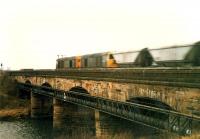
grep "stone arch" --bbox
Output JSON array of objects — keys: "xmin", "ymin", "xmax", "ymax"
[
  {"xmin": 69, "ymin": 86, "xmax": 89, "ymax": 94},
  {"xmin": 18, "ymin": 80, "xmax": 31, "ymax": 99},
  {"xmin": 25, "ymin": 80, "xmax": 31, "ymax": 84},
  {"xmin": 127, "ymin": 97, "xmax": 174, "ymax": 120},
  {"xmin": 127, "ymin": 97, "xmax": 173, "ymax": 110},
  {"xmin": 42, "ymin": 82, "xmax": 52, "ymax": 88},
  {"xmin": 30, "ymin": 81, "xmax": 53, "ymax": 118},
  {"xmin": 68, "ymin": 86, "xmax": 93, "ymax": 116}
]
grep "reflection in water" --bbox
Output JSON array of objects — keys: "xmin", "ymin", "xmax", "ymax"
[
  {"xmin": 0, "ymin": 102, "xmax": 199, "ymax": 139},
  {"xmin": 53, "ymin": 102, "xmax": 96, "ymax": 138},
  {"xmin": 0, "ymin": 119, "xmax": 53, "ymax": 139}
]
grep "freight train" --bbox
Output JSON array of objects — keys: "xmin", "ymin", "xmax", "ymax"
[{"xmin": 56, "ymin": 41, "xmax": 200, "ymax": 69}]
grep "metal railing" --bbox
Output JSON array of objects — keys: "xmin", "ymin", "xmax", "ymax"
[{"xmin": 17, "ymin": 82, "xmax": 199, "ymax": 135}]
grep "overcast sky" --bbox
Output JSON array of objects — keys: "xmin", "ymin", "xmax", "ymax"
[{"xmin": 0, "ymin": 0, "xmax": 200, "ymax": 70}]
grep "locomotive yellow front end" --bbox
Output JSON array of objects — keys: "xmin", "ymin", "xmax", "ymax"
[
  {"xmin": 106, "ymin": 54, "xmax": 118, "ymax": 68},
  {"xmin": 75, "ymin": 56, "xmax": 81, "ymax": 68}
]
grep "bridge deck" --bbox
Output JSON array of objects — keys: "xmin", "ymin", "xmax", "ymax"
[{"xmin": 8, "ymin": 68, "xmax": 200, "ymax": 88}]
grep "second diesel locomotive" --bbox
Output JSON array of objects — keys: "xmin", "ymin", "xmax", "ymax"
[
  {"xmin": 56, "ymin": 41, "xmax": 200, "ymax": 69},
  {"xmin": 56, "ymin": 52, "xmax": 118, "ymax": 69}
]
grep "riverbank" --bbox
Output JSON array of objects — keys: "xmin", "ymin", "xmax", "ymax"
[
  {"xmin": 0, "ymin": 93, "xmax": 30, "ymax": 120},
  {"xmin": 0, "ymin": 74, "xmax": 30, "ymax": 120},
  {"xmin": 0, "ymin": 107, "xmax": 29, "ymax": 120}
]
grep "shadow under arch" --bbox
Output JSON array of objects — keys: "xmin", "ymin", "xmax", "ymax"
[
  {"xmin": 127, "ymin": 97, "xmax": 174, "ymax": 120},
  {"xmin": 68, "ymin": 86, "xmax": 92, "ymax": 114},
  {"xmin": 13, "ymin": 79, "xmax": 18, "ymax": 83},
  {"xmin": 18, "ymin": 80, "xmax": 32, "ymax": 99},
  {"xmin": 127, "ymin": 97, "xmax": 173, "ymax": 110},
  {"xmin": 69, "ymin": 86, "xmax": 89, "ymax": 94},
  {"xmin": 38, "ymin": 82, "xmax": 53, "ymax": 118},
  {"xmin": 25, "ymin": 80, "xmax": 31, "ymax": 84},
  {"xmin": 42, "ymin": 82, "xmax": 52, "ymax": 88}
]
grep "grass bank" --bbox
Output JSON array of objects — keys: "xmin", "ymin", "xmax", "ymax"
[{"xmin": 0, "ymin": 74, "xmax": 30, "ymax": 120}]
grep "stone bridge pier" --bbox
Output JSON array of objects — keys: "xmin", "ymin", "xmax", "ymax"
[
  {"xmin": 31, "ymin": 92, "xmax": 53, "ymax": 118},
  {"xmin": 53, "ymin": 98, "xmax": 67, "ymax": 128},
  {"xmin": 30, "ymin": 82, "xmax": 53, "ymax": 118}
]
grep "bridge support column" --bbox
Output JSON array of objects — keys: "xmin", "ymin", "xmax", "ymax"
[
  {"xmin": 95, "ymin": 110, "xmax": 111, "ymax": 138},
  {"xmin": 53, "ymin": 98, "xmax": 65, "ymax": 129},
  {"xmin": 95, "ymin": 110, "xmax": 102, "ymax": 137},
  {"xmin": 31, "ymin": 92, "xmax": 53, "ymax": 118}
]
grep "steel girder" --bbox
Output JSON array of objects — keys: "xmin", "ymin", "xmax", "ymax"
[{"xmin": 17, "ymin": 82, "xmax": 197, "ymax": 135}]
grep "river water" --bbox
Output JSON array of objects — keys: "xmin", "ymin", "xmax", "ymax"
[
  {"xmin": 0, "ymin": 101, "xmax": 188, "ymax": 139},
  {"xmin": 0, "ymin": 90, "xmax": 199, "ymax": 139}
]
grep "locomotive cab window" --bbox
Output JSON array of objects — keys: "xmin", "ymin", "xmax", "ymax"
[
  {"xmin": 109, "ymin": 54, "xmax": 114, "ymax": 59},
  {"xmin": 69, "ymin": 60, "xmax": 73, "ymax": 68},
  {"xmin": 84, "ymin": 59, "xmax": 88, "ymax": 67}
]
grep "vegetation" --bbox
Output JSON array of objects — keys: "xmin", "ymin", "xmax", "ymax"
[
  {"xmin": 0, "ymin": 72, "xmax": 19, "ymax": 94},
  {"xmin": 0, "ymin": 73, "xmax": 29, "ymax": 119}
]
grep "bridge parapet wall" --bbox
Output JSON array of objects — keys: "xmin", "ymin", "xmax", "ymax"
[{"xmin": 8, "ymin": 68, "xmax": 200, "ymax": 85}]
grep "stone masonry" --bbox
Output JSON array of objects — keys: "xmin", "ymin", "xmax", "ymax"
[{"xmin": 14, "ymin": 75, "xmax": 200, "ymax": 117}]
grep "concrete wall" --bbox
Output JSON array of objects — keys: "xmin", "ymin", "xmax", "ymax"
[{"xmin": 14, "ymin": 75, "xmax": 200, "ymax": 117}]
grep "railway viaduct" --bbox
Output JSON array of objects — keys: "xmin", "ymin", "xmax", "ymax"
[{"xmin": 8, "ymin": 68, "xmax": 200, "ymax": 119}]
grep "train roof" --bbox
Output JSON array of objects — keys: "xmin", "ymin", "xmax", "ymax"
[
  {"xmin": 57, "ymin": 51, "xmax": 112, "ymax": 61},
  {"xmin": 57, "ymin": 41, "xmax": 200, "ymax": 62},
  {"xmin": 57, "ymin": 56, "xmax": 76, "ymax": 61},
  {"xmin": 112, "ymin": 49, "xmax": 141, "ymax": 55},
  {"xmin": 149, "ymin": 44, "xmax": 193, "ymax": 51},
  {"xmin": 81, "ymin": 52, "xmax": 111, "ymax": 57}
]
